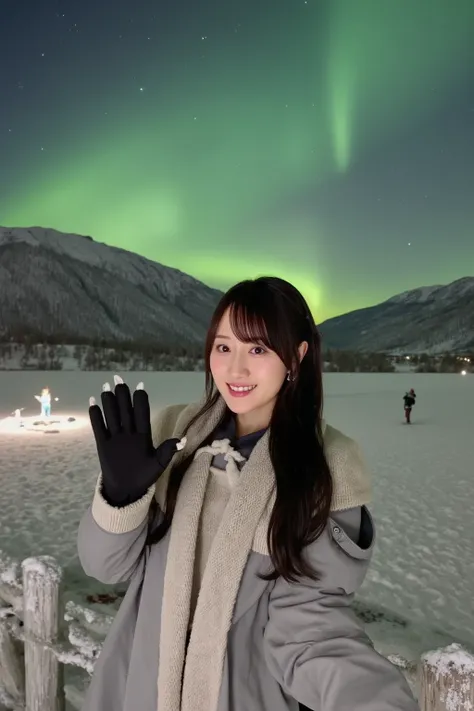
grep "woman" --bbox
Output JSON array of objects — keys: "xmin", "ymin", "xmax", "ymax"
[{"xmin": 78, "ymin": 276, "xmax": 418, "ymax": 711}]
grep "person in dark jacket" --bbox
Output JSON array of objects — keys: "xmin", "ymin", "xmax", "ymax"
[{"xmin": 403, "ymin": 388, "xmax": 416, "ymax": 423}]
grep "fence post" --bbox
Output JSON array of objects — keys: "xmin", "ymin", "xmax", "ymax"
[
  {"xmin": 22, "ymin": 556, "xmax": 65, "ymax": 711},
  {"xmin": 419, "ymin": 643, "xmax": 474, "ymax": 711}
]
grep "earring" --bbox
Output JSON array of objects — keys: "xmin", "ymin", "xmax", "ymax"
[{"xmin": 286, "ymin": 371, "xmax": 296, "ymax": 382}]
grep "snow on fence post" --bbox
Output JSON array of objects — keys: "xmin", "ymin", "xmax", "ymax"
[
  {"xmin": 419, "ymin": 643, "xmax": 474, "ymax": 711},
  {"xmin": 22, "ymin": 556, "xmax": 65, "ymax": 711}
]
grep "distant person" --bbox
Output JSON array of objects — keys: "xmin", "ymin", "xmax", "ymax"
[
  {"xmin": 35, "ymin": 387, "xmax": 51, "ymax": 417},
  {"xmin": 403, "ymin": 388, "xmax": 416, "ymax": 424},
  {"xmin": 78, "ymin": 276, "xmax": 418, "ymax": 711}
]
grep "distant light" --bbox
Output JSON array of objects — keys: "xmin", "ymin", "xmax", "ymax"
[
  {"xmin": 461, "ymin": 370, "xmax": 467, "ymax": 376},
  {"xmin": 406, "ymin": 356, "xmax": 410, "ymax": 360}
]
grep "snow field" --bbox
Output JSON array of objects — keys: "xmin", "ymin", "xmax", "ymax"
[{"xmin": 0, "ymin": 370, "xmax": 472, "ymax": 664}]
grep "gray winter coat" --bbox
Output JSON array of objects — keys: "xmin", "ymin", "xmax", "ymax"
[{"xmin": 77, "ymin": 399, "xmax": 419, "ymax": 711}]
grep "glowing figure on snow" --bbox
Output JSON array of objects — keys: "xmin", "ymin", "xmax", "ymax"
[{"xmin": 35, "ymin": 387, "xmax": 52, "ymax": 418}]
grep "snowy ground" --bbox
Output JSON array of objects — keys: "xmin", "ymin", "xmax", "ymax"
[{"xmin": 0, "ymin": 370, "xmax": 473, "ymax": 665}]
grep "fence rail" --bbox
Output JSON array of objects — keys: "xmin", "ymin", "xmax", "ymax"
[{"xmin": 0, "ymin": 549, "xmax": 473, "ymax": 711}]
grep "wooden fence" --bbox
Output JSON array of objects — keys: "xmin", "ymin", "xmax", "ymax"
[{"xmin": 0, "ymin": 549, "xmax": 473, "ymax": 711}]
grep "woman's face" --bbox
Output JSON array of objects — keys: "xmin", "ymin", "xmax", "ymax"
[{"xmin": 209, "ymin": 308, "xmax": 288, "ymax": 432}]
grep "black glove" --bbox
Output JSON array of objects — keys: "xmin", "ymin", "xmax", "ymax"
[{"xmin": 89, "ymin": 377, "xmax": 183, "ymax": 507}]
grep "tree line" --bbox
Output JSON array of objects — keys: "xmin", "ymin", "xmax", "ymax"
[
  {"xmin": 0, "ymin": 333, "xmax": 471, "ymax": 373},
  {"xmin": 0, "ymin": 343, "xmax": 203, "ymax": 371}
]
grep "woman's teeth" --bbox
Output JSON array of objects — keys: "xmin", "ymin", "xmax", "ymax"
[{"xmin": 228, "ymin": 385, "xmax": 256, "ymax": 392}]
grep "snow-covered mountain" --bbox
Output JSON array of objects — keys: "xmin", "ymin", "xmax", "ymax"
[
  {"xmin": 320, "ymin": 277, "xmax": 474, "ymax": 354},
  {"xmin": 0, "ymin": 227, "xmax": 222, "ymax": 350}
]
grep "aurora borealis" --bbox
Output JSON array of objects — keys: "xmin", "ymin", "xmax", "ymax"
[{"xmin": 1, "ymin": 0, "xmax": 473, "ymax": 321}]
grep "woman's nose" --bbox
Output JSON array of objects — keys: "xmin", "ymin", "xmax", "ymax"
[{"xmin": 228, "ymin": 353, "xmax": 250, "ymax": 377}]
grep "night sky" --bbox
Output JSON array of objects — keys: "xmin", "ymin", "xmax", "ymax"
[{"xmin": 1, "ymin": 0, "xmax": 473, "ymax": 321}]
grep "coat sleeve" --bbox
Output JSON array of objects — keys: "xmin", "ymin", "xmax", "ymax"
[
  {"xmin": 77, "ymin": 402, "xmax": 188, "ymax": 585},
  {"xmin": 77, "ymin": 505, "xmax": 152, "ymax": 584},
  {"xmin": 263, "ymin": 507, "xmax": 419, "ymax": 711}
]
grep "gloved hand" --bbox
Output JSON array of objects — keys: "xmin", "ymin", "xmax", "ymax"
[{"xmin": 89, "ymin": 375, "xmax": 185, "ymax": 507}]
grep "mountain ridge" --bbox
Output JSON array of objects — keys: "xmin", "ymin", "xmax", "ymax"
[
  {"xmin": 2, "ymin": 226, "xmax": 472, "ymax": 356},
  {"xmin": 0, "ymin": 226, "xmax": 222, "ymax": 351},
  {"xmin": 319, "ymin": 276, "xmax": 474, "ymax": 354}
]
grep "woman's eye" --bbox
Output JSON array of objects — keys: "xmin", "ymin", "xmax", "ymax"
[
  {"xmin": 216, "ymin": 344, "xmax": 229, "ymax": 353},
  {"xmin": 251, "ymin": 346, "xmax": 266, "ymax": 355}
]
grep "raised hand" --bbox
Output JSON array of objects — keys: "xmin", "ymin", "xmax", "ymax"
[{"xmin": 89, "ymin": 375, "xmax": 185, "ymax": 506}]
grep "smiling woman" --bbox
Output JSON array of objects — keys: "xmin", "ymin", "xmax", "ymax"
[{"xmin": 77, "ymin": 276, "xmax": 418, "ymax": 711}]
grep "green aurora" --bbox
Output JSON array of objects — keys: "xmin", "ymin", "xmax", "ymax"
[{"xmin": 2, "ymin": 0, "xmax": 474, "ymax": 320}]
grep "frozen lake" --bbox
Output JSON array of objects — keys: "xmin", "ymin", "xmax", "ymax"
[{"xmin": 0, "ymin": 371, "xmax": 472, "ymax": 661}]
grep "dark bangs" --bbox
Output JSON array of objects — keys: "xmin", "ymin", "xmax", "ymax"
[
  {"xmin": 228, "ymin": 302, "xmax": 272, "ymax": 349},
  {"xmin": 205, "ymin": 280, "xmax": 299, "ymax": 372}
]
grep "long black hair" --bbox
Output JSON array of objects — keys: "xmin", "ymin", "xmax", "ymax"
[{"xmin": 148, "ymin": 276, "xmax": 333, "ymax": 583}]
